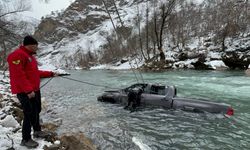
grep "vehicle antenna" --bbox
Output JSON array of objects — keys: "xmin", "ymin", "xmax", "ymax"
[
  {"xmin": 134, "ymin": 56, "xmax": 145, "ymax": 84},
  {"xmin": 129, "ymin": 60, "xmax": 139, "ymax": 83}
]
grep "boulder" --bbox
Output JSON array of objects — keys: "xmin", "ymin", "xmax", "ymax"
[
  {"xmin": 222, "ymin": 51, "xmax": 249, "ymax": 69},
  {"xmin": 59, "ymin": 133, "xmax": 96, "ymax": 150},
  {"xmin": 191, "ymin": 54, "xmax": 212, "ymax": 70},
  {"xmin": 178, "ymin": 52, "xmax": 188, "ymax": 61},
  {"xmin": 45, "ymin": 133, "xmax": 96, "ymax": 150},
  {"xmin": 10, "ymin": 107, "xmax": 23, "ymax": 124},
  {"xmin": 0, "ymin": 115, "xmax": 19, "ymax": 128}
]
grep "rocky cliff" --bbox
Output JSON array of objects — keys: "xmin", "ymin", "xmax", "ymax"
[{"xmin": 33, "ymin": 0, "xmax": 250, "ymax": 70}]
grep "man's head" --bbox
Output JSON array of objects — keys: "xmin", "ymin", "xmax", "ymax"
[{"xmin": 23, "ymin": 35, "xmax": 38, "ymax": 53}]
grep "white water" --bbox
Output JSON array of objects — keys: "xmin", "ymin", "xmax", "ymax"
[{"xmin": 132, "ymin": 137, "xmax": 152, "ymax": 150}]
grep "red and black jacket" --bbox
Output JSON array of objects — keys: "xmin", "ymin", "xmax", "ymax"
[{"xmin": 7, "ymin": 46, "xmax": 54, "ymax": 94}]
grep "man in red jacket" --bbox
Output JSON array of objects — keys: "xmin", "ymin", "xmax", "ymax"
[{"xmin": 7, "ymin": 35, "xmax": 56, "ymax": 148}]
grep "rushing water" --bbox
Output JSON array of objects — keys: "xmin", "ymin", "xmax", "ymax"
[{"xmin": 42, "ymin": 70, "xmax": 250, "ymax": 150}]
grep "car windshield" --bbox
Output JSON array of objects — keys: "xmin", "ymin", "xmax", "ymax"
[
  {"xmin": 124, "ymin": 83, "xmax": 147, "ymax": 92},
  {"xmin": 123, "ymin": 84, "xmax": 166, "ymax": 95}
]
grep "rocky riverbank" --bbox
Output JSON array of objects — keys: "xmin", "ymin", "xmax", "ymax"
[{"xmin": 0, "ymin": 71, "xmax": 96, "ymax": 150}]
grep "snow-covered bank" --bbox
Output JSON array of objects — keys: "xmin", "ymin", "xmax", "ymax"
[
  {"xmin": 0, "ymin": 71, "xmax": 53, "ymax": 149},
  {"xmin": 90, "ymin": 58, "xmax": 144, "ymax": 70},
  {"xmin": 90, "ymin": 54, "xmax": 228, "ymax": 71},
  {"xmin": 89, "ymin": 34, "xmax": 250, "ymax": 71},
  {"xmin": 0, "ymin": 65, "xmax": 96, "ymax": 149}
]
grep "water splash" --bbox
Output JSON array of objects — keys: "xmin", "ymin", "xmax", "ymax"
[{"xmin": 132, "ymin": 137, "xmax": 152, "ymax": 150}]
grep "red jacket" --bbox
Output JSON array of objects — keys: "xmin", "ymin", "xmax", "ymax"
[{"xmin": 7, "ymin": 46, "xmax": 54, "ymax": 94}]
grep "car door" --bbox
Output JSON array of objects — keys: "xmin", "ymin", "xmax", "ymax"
[{"xmin": 140, "ymin": 85, "xmax": 172, "ymax": 108}]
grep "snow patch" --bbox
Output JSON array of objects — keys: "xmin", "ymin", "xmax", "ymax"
[
  {"xmin": 205, "ymin": 60, "xmax": 227, "ymax": 70},
  {"xmin": 0, "ymin": 115, "xmax": 20, "ymax": 128},
  {"xmin": 90, "ymin": 58, "xmax": 144, "ymax": 70}
]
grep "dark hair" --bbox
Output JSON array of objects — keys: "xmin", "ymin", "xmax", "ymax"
[{"xmin": 23, "ymin": 35, "xmax": 38, "ymax": 46}]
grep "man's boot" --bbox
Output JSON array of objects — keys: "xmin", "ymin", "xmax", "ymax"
[{"xmin": 21, "ymin": 139, "xmax": 39, "ymax": 148}]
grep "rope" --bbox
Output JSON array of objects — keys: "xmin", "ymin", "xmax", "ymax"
[
  {"xmin": 39, "ymin": 75, "xmax": 162, "ymax": 95},
  {"xmin": 40, "ymin": 77, "xmax": 54, "ymax": 89},
  {"xmin": 59, "ymin": 76, "xmax": 120, "ymax": 90},
  {"xmin": 39, "ymin": 75, "xmax": 122, "ymax": 90},
  {"xmin": 129, "ymin": 61, "xmax": 139, "ymax": 83},
  {"xmin": 134, "ymin": 57, "xmax": 145, "ymax": 83}
]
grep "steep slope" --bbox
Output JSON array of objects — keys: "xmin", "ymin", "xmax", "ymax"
[
  {"xmin": 35, "ymin": 0, "xmax": 152, "ymax": 68},
  {"xmin": 34, "ymin": 0, "xmax": 250, "ymax": 70}
]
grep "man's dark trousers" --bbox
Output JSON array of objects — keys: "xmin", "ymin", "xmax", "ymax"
[{"xmin": 17, "ymin": 91, "xmax": 41, "ymax": 140}]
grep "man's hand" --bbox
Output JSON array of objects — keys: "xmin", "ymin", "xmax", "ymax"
[
  {"xmin": 53, "ymin": 72, "xmax": 59, "ymax": 77},
  {"xmin": 27, "ymin": 91, "xmax": 35, "ymax": 99}
]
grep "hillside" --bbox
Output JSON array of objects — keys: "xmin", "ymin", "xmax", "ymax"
[{"xmin": 2, "ymin": 0, "xmax": 250, "ymax": 70}]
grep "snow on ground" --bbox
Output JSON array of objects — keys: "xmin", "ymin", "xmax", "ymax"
[
  {"xmin": 89, "ymin": 51, "xmax": 229, "ymax": 71},
  {"xmin": 90, "ymin": 58, "xmax": 144, "ymax": 70},
  {"xmin": 208, "ymin": 51, "xmax": 222, "ymax": 60},
  {"xmin": 21, "ymin": 0, "xmax": 75, "ymax": 20},
  {"xmin": 173, "ymin": 59, "xmax": 197, "ymax": 69},
  {"xmin": 187, "ymin": 38, "xmax": 200, "ymax": 50},
  {"xmin": 0, "ymin": 64, "xmax": 65, "ymax": 149},
  {"xmin": 38, "ymin": 0, "xmax": 173, "ymax": 68},
  {"xmin": 90, "ymin": 63, "xmax": 132, "ymax": 70},
  {"xmin": 0, "ymin": 124, "xmax": 52, "ymax": 150},
  {"xmin": 205, "ymin": 60, "xmax": 227, "ymax": 70},
  {"xmin": 0, "ymin": 74, "xmax": 53, "ymax": 149}
]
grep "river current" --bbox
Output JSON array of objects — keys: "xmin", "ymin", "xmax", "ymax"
[{"xmin": 42, "ymin": 70, "xmax": 250, "ymax": 150}]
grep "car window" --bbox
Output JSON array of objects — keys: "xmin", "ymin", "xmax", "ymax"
[{"xmin": 150, "ymin": 85, "xmax": 166, "ymax": 95}]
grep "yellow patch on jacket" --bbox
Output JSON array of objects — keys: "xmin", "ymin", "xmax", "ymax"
[{"xmin": 12, "ymin": 60, "xmax": 21, "ymax": 65}]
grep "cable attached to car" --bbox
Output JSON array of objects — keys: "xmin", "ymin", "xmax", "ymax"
[{"xmin": 59, "ymin": 76, "xmax": 121, "ymax": 90}]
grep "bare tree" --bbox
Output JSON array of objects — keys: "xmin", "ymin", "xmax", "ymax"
[
  {"xmin": 154, "ymin": 0, "xmax": 176, "ymax": 61},
  {"xmin": 211, "ymin": 0, "xmax": 246, "ymax": 51},
  {"xmin": 136, "ymin": 3, "xmax": 147, "ymax": 61},
  {"xmin": 146, "ymin": 0, "xmax": 150, "ymax": 60},
  {"xmin": 102, "ymin": 0, "xmax": 117, "ymax": 33},
  {"xmin": 111, "ymin": 0, "xmax": 124, "ymax": 27},
  {"xmin": 168, "ymin": 2, "xmax": 197, "ymax": 50},
  {"xmin": 0, "ymin": 0, "xmax": 30, "ymax": 69}
]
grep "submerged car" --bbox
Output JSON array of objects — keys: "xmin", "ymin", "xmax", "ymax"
[{"xmin": 97, "ymin": 83, "xmax": 234, "ymax": 116}]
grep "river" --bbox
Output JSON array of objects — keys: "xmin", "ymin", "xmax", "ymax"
[{"xmin": 41, "ymin": 70, "xmax": 250, "ymax": 150}]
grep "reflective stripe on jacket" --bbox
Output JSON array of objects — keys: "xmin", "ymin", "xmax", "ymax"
[{"xmin": 7, "ymin": 46, "xmax": 53, "ymax": 94}]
